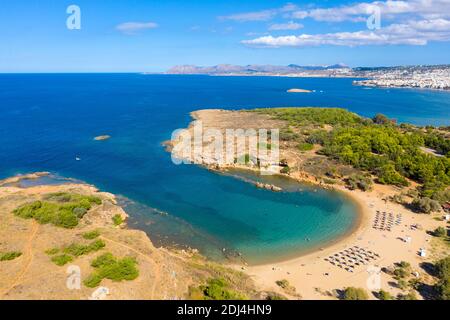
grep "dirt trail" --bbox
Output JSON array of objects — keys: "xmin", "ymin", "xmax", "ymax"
[
  {"xmin": 0, "ymin": 221, "xmax": 40, "ymax": 298},
  {"xmin": 100, "ymin": 235, "xmax": 162, "ymax": 299}
]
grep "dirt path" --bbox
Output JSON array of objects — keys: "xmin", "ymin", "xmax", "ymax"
[
  {"xmin": 100, "ymin": 235, "xmax": 162, "ymax": 299},
  {"xmin": 0, "ymin": 221, "xmax": 40, "ymax": 298}
]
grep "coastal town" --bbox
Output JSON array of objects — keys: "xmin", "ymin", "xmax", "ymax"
[
  {"xmin": 353, "ymin": 65, "xmax": 450, "ymax": 90},
  {"xmin": 165, "ymin": 64, "xmax": 450, "ymax": 91}
]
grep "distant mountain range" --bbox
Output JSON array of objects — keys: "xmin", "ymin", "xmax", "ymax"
[{"xmin": 166, "ymin": 63, "xmax": 350, "ymax": 75}]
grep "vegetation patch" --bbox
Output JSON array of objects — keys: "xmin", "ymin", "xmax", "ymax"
[
  {"xmin": 297, "ymin": 143, "xmax": 314, "ymax": 152},
  {"xmin": 433, "ymin": 226, "xmax": 447, "ymax": 238},
  {"xmin": 189, "ymin": 278, "xmax": 247, "ymax": 300},
  {"xmin": 63, "ymin": 239, "xmax": 106, "ymax": 257},
  {"xmin": 0, "ymin": 251, "xmax": 22, "ymax": 261},
  {"xmin": 51, "ymin": 254, "xmax": 73, "ymax": 266},
  {"xmin": 433, "ymin": 256, "xmax": 450, "ymax": 300},
  {"xmin": 342, "ymin": 287, "xmax": 369, "ymax": 300},
  {"xmin": 275, "ymin": 279, "xmax": 298, "ymax": 296},
  {"xmin": 47, "ymin": 239, "xmax": 105, "ymax": 266},
  {"xmin": 346, "ymin": 174, "xmax": 373, "ymax": 191},
  {"xmin": 112, "ymin": 214, "xmax": 124, "ymax": 226},
  {"xmin": 377, "ymin": 290, "xmax": 394, "ymax": 300},
  {"xmin": 82, "ymin": 230, "xmax": 101, "ymax": 240},
  {"xmin": 45, "ymin": 248, "xmax": 60, "ymax": 255},
  {"xmin": 256, "ymin": 108, "xmax": 450, "ymax": 210},
  {"xmin": 13, "ymin": 193, "xmax": 102, "ymax": 228},
  {"xmin": 254, "ymin": 108, "xmax": 362, "ymax": 126},
  {"xmin": 84, "ymin": 252, "xmax": 139, "ymax": 288}
]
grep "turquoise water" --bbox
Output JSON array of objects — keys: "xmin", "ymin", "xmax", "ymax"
[{"xmin": 0, "ymin": 74, "xmax": 448, "ymax": 264}]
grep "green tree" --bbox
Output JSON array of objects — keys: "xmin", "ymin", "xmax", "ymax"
[
  {"xmin": 378, "ymin": 290, "xmax": 393, "ymax": 300},
  {"xmin": 372, "ymin": 113, "xmax": 390, "ymax": 125},
  {"xmin": 412, "ymin": 197, "xmax": 441, "ymax": 213},
  {"xmin": 434, "ymin": 227, "xmax": 447, "ymax": 238},
  {"xmin": 342, "ymin": 287, "xmax": 369, "ymax": 300}
]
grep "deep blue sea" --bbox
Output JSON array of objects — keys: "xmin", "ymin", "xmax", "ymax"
[{"xmin": 1, "ymin": 74, "xmax": 449, "ymax": 264}]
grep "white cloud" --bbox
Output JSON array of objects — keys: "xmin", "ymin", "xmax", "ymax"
[
  {"xmin": 219, "ymin": 3, "xmax": 298, "ymax": 22},
  {"xmin": 291, "ymin": 0, "xmax": 450, "ymax": 22},
  {"xmin": 116, "ymin": 22, "xmax": 158, "ymax": 34},
  {"xmin": 242, "ymin": 18, "xmax": 450, "ymax": 47},
  {"xmin": 219, "ymin": 9, "xmax": 278, "ymax": 22},
  {"xmin": 269, "ymin": 21, "xmax": 303, "ymax": 31}
]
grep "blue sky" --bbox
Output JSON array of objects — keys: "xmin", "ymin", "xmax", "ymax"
[{"xmin": 0, "ymin": 0, "xmax": 449, "ymax": 72}]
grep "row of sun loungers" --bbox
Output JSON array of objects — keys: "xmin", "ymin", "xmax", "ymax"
[
  {"xmin": 372, "ymin": 211, "xmax": 402, "ymax": 231},
  {"xmin": 324, "ymin": 246, "xmax": 380, "ymax": 273}
]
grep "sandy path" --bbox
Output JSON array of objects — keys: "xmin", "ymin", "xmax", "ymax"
[
  {"xmin": 100, "ymin": 235, "xmax": 162, "ymax": 299},
  {"xmin": 0, "ymin": 221, "xmax": 40, "ymax": 298}
]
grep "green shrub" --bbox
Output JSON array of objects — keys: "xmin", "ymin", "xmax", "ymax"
[
  {"xmin": 279, "ymin": 128, "xmax": 299, "ymax": 141},
  {"xmin": 346, "ymin": 174, "xmax": 373, "ymax": 191},
  {"xmin": 433, "ymin": 256, "xmax": 450, "ymax": 300},
  {"xmin": 323, "ymin": 178, "xmax": 337, "ymax": 185},
  {"xmin": 51, "ymin": 254, "xmax": 73, "ymax": 266},
  {"xmin": 393, "ymin": 268, "xmax": 408, "ymax": 279},
  {"xmin": 397, "ymin": 292, "xmax": 417, "ymax": 300},
  {"xmin": 13, "ymin": 193, "xmax": 102, "ymax": 229},
  {"xmin": 84, "ymin": 274, "xmax": 103, "ymax": 288},
  {"xmin": 397, "ymin": 279, "xmax": 408, "ymax": 290},
  {"xmin": 112, "ymin": 214, "xmax": 124, "ymax": 226},
  {"xmin": 280, "ymin": 166, "xmax": 291, "ymax": 174},
  {"xmin": 434, "ymin": 257, "xmax": 450, "ymax": 279},
  {"xmin": 199, "ymin": 278, "xmax": 247, "ymax": 300},
  {"xmin": 342, "ymin": 287, "xmax": 368, "ymax": 300},
  {"xmin": 82, "ymin": 230, "xmax": 100, "ymax": 240},
  {"xmin": 434, "ymin": 227, "xmax": 447, "ymax": 238},
  {"xmin": 398, "ymin": 261, "xmax": 411, "ymax": 269},
  {"xmin": 435, "ymin": 277, "xmax": 450, "ymax": 300},
  {"xmin": 372, "ymin": 113, "xmax": 392, "ymax": 125},
  {"xmin": 64, "ymin": 239, "xmax": 105, "ymax": 257},
  {"xmin": 73, "ymin": 207, "xmax": 88, "ymax": 218},
  {"xmin": 378, "ymin": 290, "xmax": 393, "ymax": 300},
  {"xmin": 297, "ymin": 143, "xmax": 314, "ymax": 152},
  {"xmin": 275, "ymin": 279, "xmax": 290, "ymax": 289},
  {"xmin": 0, "ymin": 251, "xmax": 22, "ymax": 261},
  {"xmin": 45, "ymin": 248, "xmax": 59, "ymax": 255},
  {"xmin": 84, "ymin": 253, "xmax": 139, "ymax": 288},
  {"xmin": 265, "ymin": 292, "xmax": 288, "ymax": 300},
  {"xmin": 412, "ymin": 197, "xmax": 442, "ymax": 214}
]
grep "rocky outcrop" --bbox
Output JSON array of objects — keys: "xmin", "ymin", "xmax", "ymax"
[{"xmin": 255, "ymin": 182, "xmax": 282, "ymax": 192}]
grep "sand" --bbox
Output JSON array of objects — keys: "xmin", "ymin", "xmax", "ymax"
[{"xmin": 241, "ymin": 183, "xmax": 443, "ymax": 299}]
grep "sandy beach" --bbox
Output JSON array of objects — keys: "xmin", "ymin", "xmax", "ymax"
[{"xmin": 242, "ymin": 182, "xmax": 442, "ymax": 299}]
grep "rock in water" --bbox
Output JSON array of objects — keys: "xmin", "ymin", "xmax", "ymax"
[{"xmin": 94, "ymin": 135, "xmax": 111, "ymax": 141}]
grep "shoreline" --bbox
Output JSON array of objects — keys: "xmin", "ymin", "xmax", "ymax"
[
  {"xmin": 211, "ymin": 166, "xmax": 368, "ymax": 267},
  {"xmin": 245, "ymin": 182, "xmax": 370, "ymax": 267}
]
